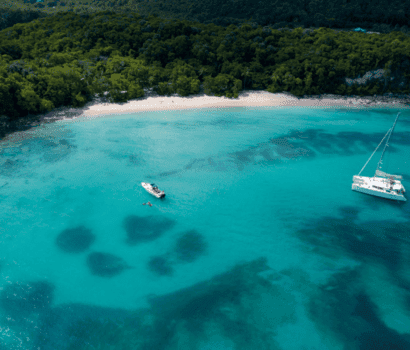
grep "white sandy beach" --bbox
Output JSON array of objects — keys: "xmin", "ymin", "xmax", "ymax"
[
  {"xmin": 79, "ymin": 90, "xmax": 409, "ymax": 119},
  {"xmin": 1, "ymin": 90, "xmax": 408, "ymax": 140}
]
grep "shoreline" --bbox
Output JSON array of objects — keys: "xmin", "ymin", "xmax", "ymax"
[
  {"xmin": 1, "ymin": 90, "xmax": 409, "ymax": 140},
  {"xmin": 80, "ymin": 90, "xmax": 409, "ymax": 119}
]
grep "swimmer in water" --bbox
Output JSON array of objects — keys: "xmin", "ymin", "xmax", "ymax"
[
  {"xmin": 142, "ymin": 203, "xmax": 146, "ymax": 205},
  {"xmin": 147, "ymin": 201, "xmax": 152, "ymax": 207}
]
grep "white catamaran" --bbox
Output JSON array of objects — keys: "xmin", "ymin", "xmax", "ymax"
[{"xmin": 352, "ymin": 112, "xmax": 406, "ymax": 202}]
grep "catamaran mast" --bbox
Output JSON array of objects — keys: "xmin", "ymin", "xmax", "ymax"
[
  {"xmin": 375, "ymin": 112, "xmax": 401, "ymax": 176},
  {"xmin": 357, "ymin": 128, "xmax": 390, "ymax": 176}
]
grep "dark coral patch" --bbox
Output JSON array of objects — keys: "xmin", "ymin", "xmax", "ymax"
[
  {"xmin": 1, "ymin": 281, "xmax": 54, "ymax": 318},
  {"xmin": 338, "ymin": 206, "xmax": 360, "ymax": 221},
  {"xmin": 296, "ymin": 208, "xmax": 410, "ymax": 272},
  {"xmin": 56, "ymin": 226, "xmax": 95, "ymax": 253},
  {"xmin": 146, "ymin": 258, "xmax": 272, "ymax": 343},
  {"xmin": 87, "ymin": 252, "xmax": 131, "ymax": 278},
  {"xmin": 41, "ymin": 139, "xmax": 58, "ymax": 148},
  {"xmin": 42, "ymin": 149, "xmax": 70, "ymax": 163},
  {"xmin": 3, "ymin": 159, "xmax": 15, "ymax": 168},
  {"xmin": 147, "ymin": 255, "xmax": 173, "ymax": 276},
  {"xmin": 59, "ymin": 139, "xmax": 70, "ymax": 146},
  {"xmin": 158, "ymin": 170, "xmax": 179, "ymax": 177},
  {"xmin": 0, "ymin": 158, "xmax": 19, "ymax": 176},
  {"xmin": 129, "ymin": 154, "xmax": 140, "ymax": 165},
  {"xmin": 123, "ymin": 215, "xmax": 175, "ymax": 245},
  {"xmin": 174, "ymin": 230, "xmax": 207, "ymax": 263},
  {"xmin": 309, "ymin": 269, "xmax": 410, "ymax": 350}
]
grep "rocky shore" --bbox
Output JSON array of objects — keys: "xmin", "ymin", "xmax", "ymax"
[{"xmin": 300, "ymin": 92, "xmax": 410, "ymax": 107}]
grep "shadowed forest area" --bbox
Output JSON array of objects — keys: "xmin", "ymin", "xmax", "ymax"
[{"xmin": 1, "ymin": 0, "xmax": 410, "ymax": 33}]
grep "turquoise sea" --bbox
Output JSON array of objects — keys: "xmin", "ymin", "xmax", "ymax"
[{"xmin": 1, "ymin": 104, "xmax": 410, "ymax": 350}]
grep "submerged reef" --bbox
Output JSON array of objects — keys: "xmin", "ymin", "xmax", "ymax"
[
  {"xmin": 143, "ymin": 257, "xmax": 286, "ymax": 348},
  {"xmin": 295, "ymin": 204, "xmax": 410, "ymax": 348},
  {"xmin": 36, "ymin": 258, "xmax": 301, "ymax": 350},
  {"xmin": 86, "ymin": 252, "xmax": 132, "ymax": 277},
  {"xmin": 0, "ymin": 158, "xmax": 20, "ymax": 176},
  {"xmin": 296, "ymin": 205, "xmax": 410, "ymax": 271},
  {"xmin": 129, "ymin": 154, "xmax": 142, "ymax": 166},
  {"xmin": 62, "ymin": 258, "xmax": 279, "ymax": 350},
  {"xmin": 147, "ymin": 255, "xmax": 173, "ymax": 276},
  {"xmin": 56, "ymin": 226, "xmax": 95, "ymax": 253},
  {"xmin": 58, "ymin": 139, "xmax": 70, "ymax": 146},
  {"xmin": 174, "ymin": 229, "xmax": 207, "ymax": 263},
  {"xmin": 309, "ymin": 269, "xmax": 410, "ymax": 350},
  {"xmin": 123, "ymin": 215, "xmax": 175, "ymax": 245},
  {"xmin": 149, "ymin": 126, "xmax": 410, "ymax": 179},
  {"xmin": 66, "ymin": 318, "xmax": 141, "ymax": 350},
  {"xmin": 1, "ymin": 280, "xmax": 54, "ymax": 319},
  {"xmin": 146, "ymin": 229, "xmax": 207, "ymax": 276},
  {"xmin": 3, "ymin": 159, "xmax": 15, "ymax": 168},
  {"xmin": 338, "ymin": 206, "xmax": 360, "ymax": 221}
]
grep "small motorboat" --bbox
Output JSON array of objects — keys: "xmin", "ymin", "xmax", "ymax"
[{"xmin": 141, "ymin": 182, "xmax": 165, "ymax": 198}]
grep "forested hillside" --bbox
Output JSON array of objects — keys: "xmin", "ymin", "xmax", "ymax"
[
  {"xmin": 1, "ymin": 10, "xmax": 409, "ymax": 124},
  {"xmin": 1, "ymin": 0, "xmax": 410, "ymax": 35}
]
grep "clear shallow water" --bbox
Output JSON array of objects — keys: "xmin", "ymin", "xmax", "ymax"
[{"xmin": 1, "ymin": 105, "xmax": 410, "ymax": 350}]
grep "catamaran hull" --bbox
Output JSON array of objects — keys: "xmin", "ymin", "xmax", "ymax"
[
  {"xmin": 351, "ymin": 112, "xmax": 406, "ymax": 202},
  {"xmin": 352, "ymin": 184, "xmax": 407, "ymax": 201}
]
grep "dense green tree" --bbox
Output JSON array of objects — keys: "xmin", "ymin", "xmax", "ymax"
[
  {"xmin": 0, "ymin": 76, "xmax": 21, "ymax": 119},
  {"xmin": 3, "ymin": 0, "xmax": 410, "ymax": 37},
  {"xmin": 167, "ymin": 60, "xmax": 201, "ymax": 95},
  {"xmin": 18, "ymin": 83, "xmax": 43, "ymax": 113},
  {"xmin": 0, "ymin": 10, "xmax": 409, "ymax": 124},
  {"xmin": 123, "ymin": 58, "xmax": 151, "ymax": 88},
  {"xmin": 107, "ymin": 73, "xmax": 144, "ymax": 102},
  {"xmin": 203, "ymin": 73, "xmax": 242, "ymax": 97}
]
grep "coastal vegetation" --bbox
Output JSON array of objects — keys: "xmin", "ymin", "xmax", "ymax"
[
  {"xmin": 1, "ymin": 0, "xmax": 409, "ymax": 34},
  {"xmin": 0, "ymin": 9, "xmax": 409, "ymax": 123}
]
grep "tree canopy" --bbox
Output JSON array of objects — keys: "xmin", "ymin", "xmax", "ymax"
[
  {"xmin": 2, "ymin": 0, "xmax": 410, "ymax": 36},
  {"xmin": 0, "ymin": 10, "xmax": 409, "ymax": 123}
]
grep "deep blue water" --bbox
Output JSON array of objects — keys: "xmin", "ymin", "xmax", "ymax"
[{"xmin": 1, "ymin": 105, "xmax": 410, "ymax": 350}]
